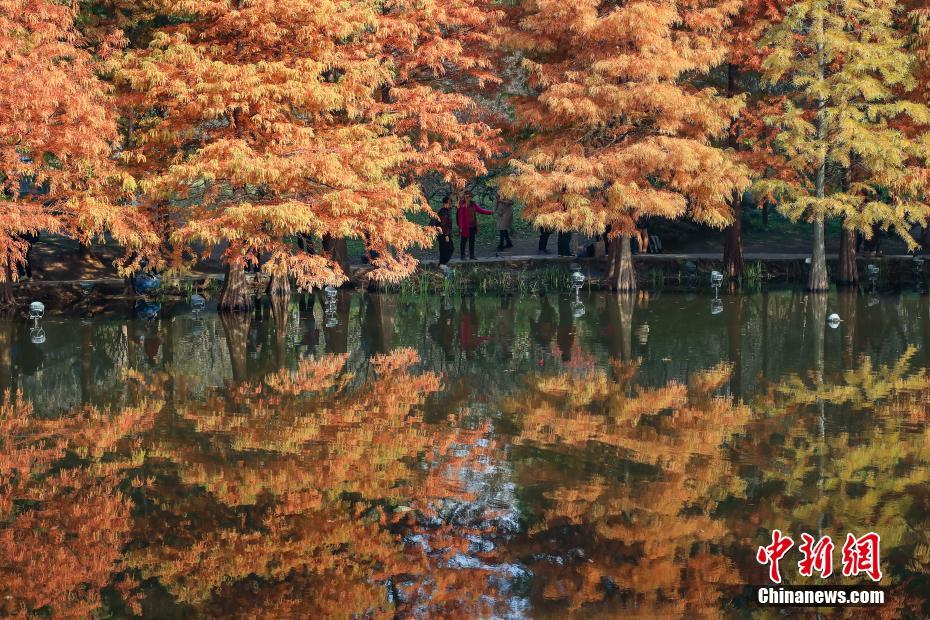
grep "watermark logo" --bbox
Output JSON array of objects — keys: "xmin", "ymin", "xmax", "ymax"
[
  {"xmin": 840, "ymin": 532, "xmax": 882, "ymax": 581},
  {"xmin": 756, "ymin": 531, "xmax": 882, "ymax": 583},
  {"xmin": 755, "ymin": 529, "xmax": 794, "ymax": 583},
  {"xmin": 798, "ymin": 533, "xmax": 834, "ymax": 579}
]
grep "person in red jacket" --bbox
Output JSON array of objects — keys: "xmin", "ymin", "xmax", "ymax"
[{"xmin": 456, "ymin": 191, "xmax": 493, "ymax": 260}]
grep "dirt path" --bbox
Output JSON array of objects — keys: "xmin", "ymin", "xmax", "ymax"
[{"xmin": 16, "ymin": 231, "xmax": 918, "ymax": 288}]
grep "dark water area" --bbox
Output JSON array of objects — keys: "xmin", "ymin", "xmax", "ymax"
[{"xmin": 2, "ymin": 289, "xmax": 930, "ymax": 617}]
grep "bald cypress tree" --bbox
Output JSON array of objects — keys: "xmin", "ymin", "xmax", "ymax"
[
  {"xmin": 499, "ymin": 0, "xmax": 749, "ymax": 291},
  {"xmin": 760, "ymin": 0, "xmax": 930, "ymax": 291}
]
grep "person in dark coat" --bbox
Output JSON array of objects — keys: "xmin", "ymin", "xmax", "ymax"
[
  {"xmin": 538, "ymin": 227, "xmax": 572, "ymax": 256},
  {"xmin": 434, "ymin": 195, "xmax": 455, "ymax": 265}
]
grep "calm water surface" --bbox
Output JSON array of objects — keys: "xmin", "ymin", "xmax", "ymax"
[{"xmin": 3, "ymin": 290, "xmax": 930, "ymax": 617}]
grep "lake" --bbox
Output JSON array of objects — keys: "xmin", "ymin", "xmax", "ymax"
[{"xmin": 2, "ymin": 289, "xmax": 929, "ymax": 617}]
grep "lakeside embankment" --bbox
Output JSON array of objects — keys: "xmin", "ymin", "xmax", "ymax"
[{"xmin": 5, "ymin": 252, "xmax": 927, "ymax": 315}]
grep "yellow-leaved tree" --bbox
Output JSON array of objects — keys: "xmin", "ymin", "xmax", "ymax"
[{"xmin": 758, "ymin": 0, "xmax": 930, "ymax": 290}]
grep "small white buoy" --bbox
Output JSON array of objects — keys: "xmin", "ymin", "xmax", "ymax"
[{"xmin": 827, "ymin": 313, "xmax": 841, "ymax": 329}]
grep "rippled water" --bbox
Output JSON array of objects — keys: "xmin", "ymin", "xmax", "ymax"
[{"xmin": 2, "ymin": 290, "xmax": 930, "ymax": 617}]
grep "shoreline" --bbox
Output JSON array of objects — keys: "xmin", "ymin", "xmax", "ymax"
[{"xmin": 5, "ymin": 252, "xmax": 925, "ymax": 314}]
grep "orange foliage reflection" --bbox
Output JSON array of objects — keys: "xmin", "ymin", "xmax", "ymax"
[
  {"xmin": 127, "ymin": 349, "xmax": 507, "ymax": 617},
  {"xmin": 0, "ymin": 380, "xmax": 161, "ymax": 617},
  {"xmin": 502, "ymin": 361, "xmax": 751, "ymax": 616}
]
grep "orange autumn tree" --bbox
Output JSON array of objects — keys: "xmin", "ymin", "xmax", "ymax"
[
  {"xmin": 721, "ymin": 0, "xmax": 792, "ymax": 278},
  {"xmin": 113, "ymin": 0, "xmax": 436, "ymax": 312},
  {"xmin": 0, "ymin": 0, "xmax": 154, "ymax": 306},
  {"xmin": 499, "ymin": 0, "xmax": 750, "ymax": 290},
  {"xmin": 372, "ymin": 0, "xmax": 505, "ymax": 188}
]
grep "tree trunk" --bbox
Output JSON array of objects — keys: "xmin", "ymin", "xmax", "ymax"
[
  {"xmin": 362, "ymin": 293, "xmax": 393, "ymax": 355},
  {"xmin": 164, "ymin": 306, "xmax": 176, "ymax": 402},
  {"xmin": 123, "ymin": 276, "xmax": 138, "ymax": 297},
  {"xmin": 297, "ymin": 233, "xmax": 315, "ymax": 254},
  {"xmin": 761, "ymin": 289, "xmax": 769, "ymax": 379},
  {"xmin": 220, "ymin": 311, "xmax": 251, "ymax": 384},
  {"xmin": 323, "ymin": 235, "xmax": 350, "ymax": 281},
  {"xmin": 727, "ymin": 293, "xmax": 744, "ymax": 399},
  {"xmin": 837, "ymin": 227, "xmax": 858, "ymax": 286},
  {"xmin": 607, "ymin": 235, "xmax": 636, "ymax": 291},
  {"xmin": 811, "ymin": 292, "xmax": 827, "ymax": 376},
  {"xmin": 812, "ymin": 289, "xmax": 828, "ymax": 526},
  {"xmin": 0, "ymin": 264, "xmax": 15, "ymax": 308},
  {"xmin": 270, "ymin": 293, "xmax": 289, "ymax": 369},
  {"xmin": 809, "ymin": 217, "xmax": 829, "ymax": 291},
  {"xmin": 267, "ymin": 272, "xmax": 291, "ymax": 298},
  {"xmin": 80, "ymin": 322, "xmax": 93, "ymax": 404},
  {"xmin": 723, "ymin": 193, "xmax": 744, "ymax": 281},
  {"xmin": 838, "ymin": 288, "xmax": 857, "ymax": 368},
  {"xmin": 218, "ymin": 263, "xmax": 254, "ymax": 312},
  {"xmin": 722, "ymin": 64, "xmax": 744, "ymax": 282},
  {"xmin": 0, "ymin": 318, "xmax": 13, "ymax": 394},
  {"xmin": 809, "ymin": 11, "xmax": 829, "ymax": 293},
  {"xmin": 605, "ymin": 292, "xmax": 635, "ymax": 362},
  {"xmin": 922, "ymin": 294, "xmax": 930, "ymax": 369}
]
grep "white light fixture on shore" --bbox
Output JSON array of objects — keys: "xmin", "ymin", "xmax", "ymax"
[
  {"xmin": 29, "ymin": 301, "xmax": 44, "ymax": 320},
  {"xmin": 710, "ymin": 271, "xmax": 723, "ymax": 314},
  {"xmin": 570, "ymin": 266, "xmax": 586, "ymax": 315},
  {"xmin": 28, "ymin": 301, "xmax": 45, "ymax": 344}
]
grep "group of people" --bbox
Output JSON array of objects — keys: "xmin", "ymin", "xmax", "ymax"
[
  {"xmin": 432, "ymin": 191, "xmax": 571, "ymax": 265},
  {"xmin": 433, "ymin": 191, "xmax": 513, "ymax": 264},
  {"xmin": 432, "ymin": 191, "xmax": 662, "ymax": 265}
]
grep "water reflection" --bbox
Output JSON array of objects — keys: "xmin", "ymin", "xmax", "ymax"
[
  {"xmin": 3, "ymin": 290, "xmax": 930, "ymax": 616},
  {"xmin": 502, "ymin": 361, "xmax": 749, "ymax": 616}
]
